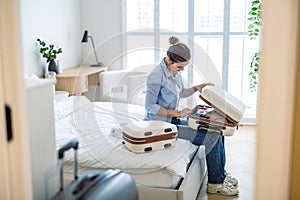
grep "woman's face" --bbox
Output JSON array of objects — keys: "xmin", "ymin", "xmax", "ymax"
[{"xmin": 168, "ymin": 61, "xmax": 189, "ymax": 72}]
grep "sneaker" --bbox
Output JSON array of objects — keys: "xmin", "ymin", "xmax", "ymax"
[
  {"xmin": 225, "ymin": 173, "xmax": 238, "ymax": 186},
  {"xmin": 207, "ymin": 181, "xmax": 239, "ymax": 196}
]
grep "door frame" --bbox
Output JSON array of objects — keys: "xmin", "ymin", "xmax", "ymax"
[
  {"xmin": 0, "ymin": 0, "xmax": 32, "ymax": 199},
  {"xmin": 255, "ymin": 0, "xmax": 299, "ymax": 199},
  {"xmin": 290, "ymin": 14, "xmax": 300, "ymax": 199}
]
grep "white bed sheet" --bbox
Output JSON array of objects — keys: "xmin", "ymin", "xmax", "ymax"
[{"xmin": 55, "ymin": 98, "xmax": 198, "ymax": 187}]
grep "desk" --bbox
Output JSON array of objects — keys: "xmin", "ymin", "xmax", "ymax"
[{"xmin": 55, "ymin": 66, "xmax": 108, "ymax": 95}]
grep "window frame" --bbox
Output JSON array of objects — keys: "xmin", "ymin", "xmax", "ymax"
[{"xmin": 122, "ymin": 0, "xmax": 258, "ymax": 121}]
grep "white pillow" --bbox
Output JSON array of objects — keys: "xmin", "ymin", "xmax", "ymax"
[{"xmin": 54, "ymin": 96, "xmax": 91, "ymax": 121}]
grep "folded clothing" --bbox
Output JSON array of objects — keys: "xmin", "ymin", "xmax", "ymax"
[{"xmin": 204, "ymin": 110, "xmax": 226, "ymax": 122}]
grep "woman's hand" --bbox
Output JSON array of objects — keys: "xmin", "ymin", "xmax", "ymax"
[
  {"xmin": 178, "ymin": 108, "xmax": 192, "ymax": 117},
  {"xmin": 193, "ymin": 83, "xmax": 214, "ymax": 93}
]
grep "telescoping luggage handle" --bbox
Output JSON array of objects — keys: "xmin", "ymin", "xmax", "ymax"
[{"xmin": 58, "ymin": 139, "xmax": 79, "ymax": 191}]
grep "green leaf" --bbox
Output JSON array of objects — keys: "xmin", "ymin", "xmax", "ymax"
[
  {"xmin": 254, "ymin": 21, "xmax": 261, "ymax": 26},
  {"xmin": 257, "ymin": 13, "xmax": 262, "ymax": 18}
]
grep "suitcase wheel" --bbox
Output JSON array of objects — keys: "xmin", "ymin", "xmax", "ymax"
[{"xmin": 144, "ymin": 147, "xmax": 152, "ymax": 152}]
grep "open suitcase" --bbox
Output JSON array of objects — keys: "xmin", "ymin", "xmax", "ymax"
[
  {"xmin": 51, "ymin": 140, "xmax": 138, "ymax": 200},
  {"xmin": 121, "ymin": 120, "xmax": 178, "ymax": 153},
  {"xmin": 188, "ymin": 86, "xmax": 246, "ymax": 136}
]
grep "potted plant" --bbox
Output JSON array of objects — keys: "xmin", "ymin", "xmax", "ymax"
[{"xmin": 37, "ymin": 38, "xmax": 62, "ymax": 73}]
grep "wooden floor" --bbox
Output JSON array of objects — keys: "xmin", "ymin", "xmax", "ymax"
[{"xmin": 196, "ymin": 125, "xmax": 256, "ymax": 200}]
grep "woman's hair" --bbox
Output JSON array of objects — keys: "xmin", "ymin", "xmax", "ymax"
[{"xmin": 167, "ymin": 36, "xmax": 191, "ymax": 63}]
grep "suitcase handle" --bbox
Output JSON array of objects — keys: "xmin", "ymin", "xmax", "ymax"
[
  {"xmin": 58, "ymin": 139, "xmax": 79, "ymax": 159},
  {"xmin": 72, "ymin": 172, "xmax": 101, "ymax": 195},
  {"xmin": 198, "ymin": 126, "xmax": 223, "ymax": 135},
  {"xmin": 58, "ymin": 139, "xmax": 79, "ymax": 191}
]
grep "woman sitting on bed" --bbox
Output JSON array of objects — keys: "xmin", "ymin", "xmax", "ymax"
[{"xmin": 144, "ymin": 36, "xmax": 239, "ymax": 196}]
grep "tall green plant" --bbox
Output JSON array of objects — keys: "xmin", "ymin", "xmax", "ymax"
[{"xmin": 248, "ymin": 0, "xmax": 262, "ymax": 91}]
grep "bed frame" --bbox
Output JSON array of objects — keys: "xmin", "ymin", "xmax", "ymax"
[{"xmin": 137, "ymin": 145, "xmax": 206, "ymax": 200}]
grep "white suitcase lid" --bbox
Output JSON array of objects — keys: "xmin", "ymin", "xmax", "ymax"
[
  {"xmin": 120, "ymin": 120, "xmax": 177, "ymax": 138},
  {"xmin": 200, "ymin": 86, "xmax": 246, "ymax": 123}
]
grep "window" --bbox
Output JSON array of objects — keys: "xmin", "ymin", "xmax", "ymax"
[{"xmin": 122, "ymin": 0, "xmax": 259, "ymax": 121}]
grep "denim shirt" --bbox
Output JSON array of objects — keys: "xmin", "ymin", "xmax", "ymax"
[{"xmin": 144, "ymin": 59, "xmax": 184, "ymax": 122}]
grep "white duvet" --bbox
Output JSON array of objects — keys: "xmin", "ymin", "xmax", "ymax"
[{"xmin": 55, "ymin": 97, "xmax": 198, "ymax": 178}]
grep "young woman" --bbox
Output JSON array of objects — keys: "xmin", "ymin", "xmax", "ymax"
[{"xmin": 144, "ymin": 36, "xmax": 239, "ymax": 196}]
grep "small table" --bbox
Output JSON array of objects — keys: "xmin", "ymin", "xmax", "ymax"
[{"xmin": 55, "ymin": 66, "xmax": 108, "ymax": 95}]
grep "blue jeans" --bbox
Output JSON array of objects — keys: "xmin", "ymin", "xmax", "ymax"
[{"xmin": 171, "ymin": 118, "xmax": 226, "ymax": 184}]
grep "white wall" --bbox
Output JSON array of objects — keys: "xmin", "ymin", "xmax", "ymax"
[
  {"xmin": 19, "ymin": 0, "xmax": 123, "ymax": 77},
  {"xmin": 80, "ymin": 0, "xmax": 122, "ymax": 70},
  {"xmin": 19, "ymin": 0, "xmax": 82, "ymax": 77}
]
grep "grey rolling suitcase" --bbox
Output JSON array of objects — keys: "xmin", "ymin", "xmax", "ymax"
[{"xmin": 51, "ymin": 139, "xmax": 139, "ymax": 200}]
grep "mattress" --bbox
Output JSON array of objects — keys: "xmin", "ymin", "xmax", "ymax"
[{"xmin": 54, "ymin": 97, "xmax": 199, "ymax": 188}]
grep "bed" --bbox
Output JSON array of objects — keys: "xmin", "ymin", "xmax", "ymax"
[{"xmin": 54, "ymin": 95, "xmax": 207, "ymax": 200}]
